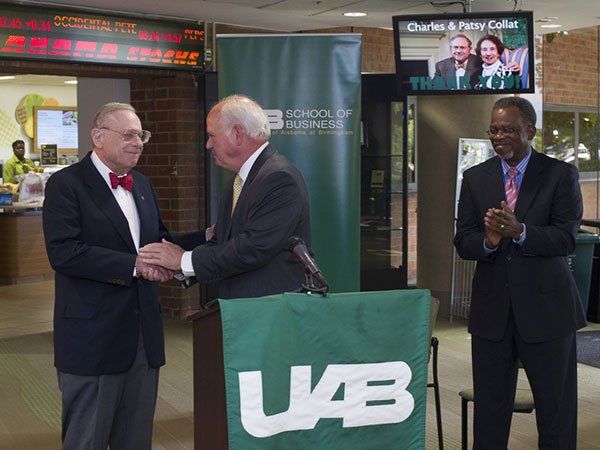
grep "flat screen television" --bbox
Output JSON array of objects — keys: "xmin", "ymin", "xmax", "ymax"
[
  {"xmin": 33, "ymin": 105, "xmax": 78, "ymax": 154},
  {"xmin": 392, "ymin": 11, "xmax": 534, "ymax": 95}
]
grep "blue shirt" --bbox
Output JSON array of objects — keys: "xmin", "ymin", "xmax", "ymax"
[
  {"xmin": 484, "ymin": 148, "xmax": 532, "ymax": 255},
  {"xmin": 501, "ymin": 147, "xmax": 531, "ymax": 191}
]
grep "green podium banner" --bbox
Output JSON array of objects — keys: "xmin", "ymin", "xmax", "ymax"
[
  {"xmin": 217, "ymin": 34, "xmax": 362, "ymax": 293},
  {"xmin": 218, "ymin": 290, "xmax": 430, "ymax": 450}
]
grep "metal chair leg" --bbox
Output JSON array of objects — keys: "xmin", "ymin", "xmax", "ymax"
[
  {"xmin": 431, "ymin": 337, "xmax": 444, "ymax": 450},
  {"xmin": 461, "ymin": 397, "xmax": 468, "ymax": 450}
]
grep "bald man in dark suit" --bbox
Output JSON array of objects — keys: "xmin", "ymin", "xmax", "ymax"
[{"xmin": 454, "ymin": 97, "xmax": 585, "ymax": 449}]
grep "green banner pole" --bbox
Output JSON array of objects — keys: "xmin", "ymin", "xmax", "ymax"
[{"xmin": 217, "ymin": 34, "xmax": 362, "ymax": 292}]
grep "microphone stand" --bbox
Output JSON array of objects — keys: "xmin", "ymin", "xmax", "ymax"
[{"xmin": 300, "ymin": 268, "xmax": 329, "ymax": 296}]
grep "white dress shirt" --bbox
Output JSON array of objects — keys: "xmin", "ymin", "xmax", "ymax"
[
  {"xmin": 455, "ymin": 63, "xmax": 466, "ymax": 78},
  {"xmin": 91, "ymin": 151, "xmax": 141, "ymax": 254}
]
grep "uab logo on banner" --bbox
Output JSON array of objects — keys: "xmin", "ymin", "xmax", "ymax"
[{"xmin": 239, "ymin": 361, "xmax": 414, "ymax": 438}]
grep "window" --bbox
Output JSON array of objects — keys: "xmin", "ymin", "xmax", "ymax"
[
  {"xmin": 543, "ymin": 107, "xmax": 600, "ymax": 220},
  {"xmin": 543, "ymin": 109, "xmax": 599, "ymax": 171}
]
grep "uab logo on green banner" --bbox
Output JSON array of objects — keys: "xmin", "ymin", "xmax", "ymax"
[
  {"xmin": 218, "ymin": 291, "xmax": 430, "ymax": 449},
  {"xmin": 239, "ymin": 361, "xmax": 414, "ymax": 438}
]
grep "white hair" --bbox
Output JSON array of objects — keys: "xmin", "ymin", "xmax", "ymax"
[
  {"xmin": 93, "ymin": 102, "xmax": 137, "ymax": 128},
  {"xmin": 214, "ymin": 95, "xmax": 270, "ymax": 140}
]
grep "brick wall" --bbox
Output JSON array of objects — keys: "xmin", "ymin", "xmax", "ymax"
[
  {"xmin": 209, "ymin": 25, "xmax": 395, "ymax": 73},
  {"xmin": 299, "ymin": 27, "xmax": 395, "ymax": 73},
  {"xmin": 131, "ymin": 74, "xmax": 206, "ymax": 318},
  {"xmin": 302, "ymin": 27, "xmax": 396, "ymax": 73},
  {"xmin": 543, "ymin": 26, "xmax": 599, "ymax": 107}
]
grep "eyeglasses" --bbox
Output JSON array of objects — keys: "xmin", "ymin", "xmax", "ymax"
[
  {"xmin": 486, "ymin": 126, "xmax": 523, "ymax": 137},
  {"xmin": 101, "ymin": 127, "xmax": 152, "ymax": 144}
]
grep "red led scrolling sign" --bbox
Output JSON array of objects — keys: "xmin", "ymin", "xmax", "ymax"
[{"xmin": 0, "ymin": 6, "xmax": 204, "ymax": 70}]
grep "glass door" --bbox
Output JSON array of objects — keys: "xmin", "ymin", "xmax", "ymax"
[{"xmin": 360, "ymin": 74, "xmax": 408, "ymax": 291}]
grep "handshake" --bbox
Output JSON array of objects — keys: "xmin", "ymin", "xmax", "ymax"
[
  {"xmin": 134, "ymin": 239, "xmax": 185, "ymax": 282},
  {"xmin": 134, "ymin": 225, "xmax": 215, "ymax": 282}
]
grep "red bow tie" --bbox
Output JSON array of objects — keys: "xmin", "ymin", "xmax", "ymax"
[{"xmin": 109, "ymin": 172, "xmax": 133, "ymax": 191}]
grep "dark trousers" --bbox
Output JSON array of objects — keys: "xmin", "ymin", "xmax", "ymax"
[
  {"xmin": 471, "ymin": 312, "xmax": 578, "ymax": 450},
  {"xmin": 57, "ymin": 331, "xmax": 160, "ymax": 450}
]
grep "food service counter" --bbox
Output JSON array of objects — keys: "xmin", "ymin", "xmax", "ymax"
[{"xmin": 0, "ymin": 207, "xmax": 53, "ymax": 284}]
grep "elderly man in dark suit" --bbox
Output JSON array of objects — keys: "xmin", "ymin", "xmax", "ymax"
[
  {"xmin": 454, "ymin": 96, "xmax": 586, "ymax": 449},
  {"xmin": 140, "ymin": 95, "xmax": 312, "ymax": 299},
  {"xmin": 43, "ymin": 102, "xmax": 171, "ymax": 450},
  {"xmin": 433, "ymin": 34, "xmax": 482, "ymax": 89}
]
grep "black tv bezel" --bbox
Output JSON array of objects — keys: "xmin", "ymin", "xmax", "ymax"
[{"xmin": 392, "ymin": 10, "xmax": 535, "ymax": 96}]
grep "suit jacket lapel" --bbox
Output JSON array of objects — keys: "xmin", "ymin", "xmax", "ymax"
[
  {"xmin": 514, "ymin": 149, "xmax": 542, "ymax": 222},
  {"xmin": 485, "ymin": 157, "xmax": 506, "ymax": 209},
  {"xmin": 81, "ymin": 154, "xmax": 137, "ymax": 253},
  {"xmin": 245, "ymin": 144, "xmax": 274, "ymax": 186},
  {"xmin": 131, "ymin": 172, "xmax": 152, "ymax": 247},
  {"xmin": 221, "ymin": 175, "xmax": 235, "ymax": 239},
  {"xmin": 224, "ymin": 144, "xmax": 275, "ymax": 237}
]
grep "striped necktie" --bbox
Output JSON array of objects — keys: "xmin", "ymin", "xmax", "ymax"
[
  {"xmin": 504, "ymin": 167, "xmax": 519, "ymax": 211},
  {"xmin": 231, "ymin": 173, "xmax": 242, "ymax": 216}
]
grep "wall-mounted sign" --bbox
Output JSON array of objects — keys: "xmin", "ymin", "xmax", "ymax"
[{"xmin": 0, "ymin": 4, "xmax": 204, "ymax": 70}]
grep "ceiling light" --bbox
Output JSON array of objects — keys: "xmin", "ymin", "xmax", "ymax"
[
  {"xmin": 540, "ymin": 24, "xmax": 562, "ymax": 29},
  {"xmin": 343, "ymin": 12, "xmax": 367, "ymax": 17},
  {"xmin": 64, "ymin": 80, "xmax": 78, "ymax": 84},
  {"xmin": 0, "ymin": 75, "xmax": 15, "ymax": 80}
]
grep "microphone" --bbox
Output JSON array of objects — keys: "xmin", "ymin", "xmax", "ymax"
[{"xmin": 287, "ymin": 236, "xmax": 328, "ymax": 288}]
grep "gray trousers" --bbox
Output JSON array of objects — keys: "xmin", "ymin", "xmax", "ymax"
[{"xmin": 57, "ymin": 331, "xmax": 160, "ymax": 450}]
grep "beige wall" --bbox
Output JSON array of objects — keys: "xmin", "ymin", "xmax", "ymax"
[
  {"xmin": 416, "ymin": 95, "xmax": 504, "ymax": 316},
  {"xmin": 0, "ymin": 81, "xmax": 77, "ymax": 164}
]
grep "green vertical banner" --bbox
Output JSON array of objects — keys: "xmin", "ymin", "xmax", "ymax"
[
  {"xmin": 217, "ymin": 34, "xmax": 362, "ymax": 293},
  {"xmin": 219, "ymin": 290, "xmax": 430, "ymax": 449}
]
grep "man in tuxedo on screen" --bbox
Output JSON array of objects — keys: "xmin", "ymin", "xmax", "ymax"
[
  {"xmin": 454, "ymin": 97, "xmax": 585, "ymax": 449},
  {"xmin": 43, "ymin": 102, "xmax": 171, "ymax": 450},
  {"xmin": 433, "ymin": 34, "xmax": 482, "ymax": 89},
  {"xmin": 140, "ymin": 95, "xmax": 312, "ymax": 299}
]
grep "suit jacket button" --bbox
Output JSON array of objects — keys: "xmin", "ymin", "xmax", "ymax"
[{"xmin": 134, "ymin": 308, "xmax": 140, "ymax": 314}]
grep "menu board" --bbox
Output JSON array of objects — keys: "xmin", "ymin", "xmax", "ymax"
[
  {"xmin": 34, "ymin": 106, "xmax": 78, "ymax": 153},
  {"xmin": 0, "ymin": 4, "xmax": 204, "ymax": 70}
]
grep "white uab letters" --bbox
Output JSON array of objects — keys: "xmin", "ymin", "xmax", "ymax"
[{"xmin": 239, "ymin": 361, "xmax": 414, "ymax": 438}]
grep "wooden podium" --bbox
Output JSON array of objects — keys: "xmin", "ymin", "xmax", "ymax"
[{"xmin": 187, "ymin": 306, "xmax": 229, "ymax": 450}]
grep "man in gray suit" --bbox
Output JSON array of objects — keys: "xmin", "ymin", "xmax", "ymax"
[
  {"xmin": 140, "ymin": 95, "xmax": 312, "ymax": 299},
  {"xmin": 433, "ymin": 34, "xmax": 482, "ymax": 89}
]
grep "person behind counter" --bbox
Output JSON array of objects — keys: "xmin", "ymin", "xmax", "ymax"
[{"xmin": 3, "ymin": 140, "xmax": 34, "ymax": 184}]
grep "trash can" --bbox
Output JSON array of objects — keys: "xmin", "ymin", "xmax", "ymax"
[
  {"xmin": 568, "ymin": 231, "xmax": 600, "ymax": 314},
  {"xmin": 587, "ymin": 239, "xmax": 600, "ymax": 323}
]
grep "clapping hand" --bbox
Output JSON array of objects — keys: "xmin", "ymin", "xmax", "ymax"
[{"xmin": 484, "ymin": 201, "xmax": 524, "ymax": 248}]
